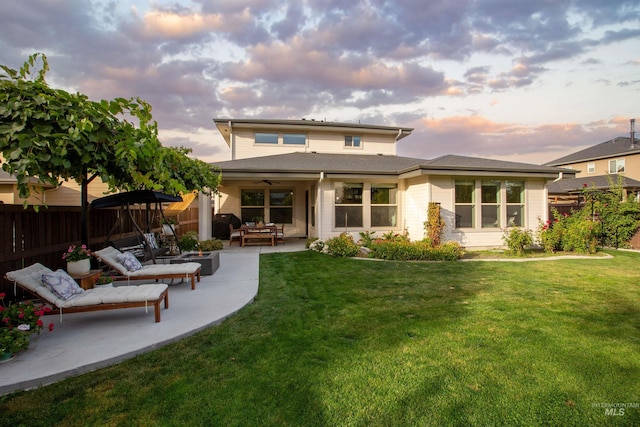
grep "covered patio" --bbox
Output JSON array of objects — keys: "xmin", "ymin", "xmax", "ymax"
[{"xmin": 0, "ymin": 240, "xmax": 306, "ymax": 396}]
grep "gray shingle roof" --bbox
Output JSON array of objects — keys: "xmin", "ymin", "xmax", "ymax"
[
  {"xmin": 545, "ymin": 137, "xmax": 640, "ymax": 166},
  {"xmin": 212, "ymin": 152, "xmax": 572, "ymax": 177},
  {"xmin": 547, "ymin": 174, "xmax": 640, "ymax": 194}
]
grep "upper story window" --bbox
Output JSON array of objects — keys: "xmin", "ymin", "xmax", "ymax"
[
  {"xmin": 283, "ymin": 134, "xmax": 306, "ymax": 145},
  {"xmin": 345, "ymin": 136, "xmax": 361, "ymax": 148},
  {"xmin": 255, "ymin": 133, "xmax": 278, "ymax": 144},
  {"xmin": 587, "ymin": 162, "xmax": 595, "ymax": 174},
  {"xmin": 255, "ymin": 133, "xmax": 307, "ymax": 146},
  {"xmin": 609, "ymin": 158, "xmax": 625, "ymax": 174}
]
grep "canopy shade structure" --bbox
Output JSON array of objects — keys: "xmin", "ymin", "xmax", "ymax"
[
  {"xmin": 90, "ymin": 190, "xmax": 182, "ymax": 209},
  {"xmin": 162, "ymin": 191, "xmax": 196, "ymax": 217}
]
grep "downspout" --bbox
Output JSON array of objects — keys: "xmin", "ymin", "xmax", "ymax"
[{"xmin": 318, "ymin": 172, "xmax": 324, "ymax": 240}]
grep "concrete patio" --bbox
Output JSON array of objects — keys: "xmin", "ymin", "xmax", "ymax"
[{"xmin": 0, "ymin": 239, "xmax": 307, "ymax": 396}]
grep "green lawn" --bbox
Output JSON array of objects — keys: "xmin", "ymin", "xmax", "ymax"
[{"xmin": 1, "ymin": 250, "xmax": 639, "ymax": 426}]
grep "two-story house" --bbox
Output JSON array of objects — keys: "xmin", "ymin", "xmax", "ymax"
[
  {"xmin": 545, "ymin": 131, "xmax": 640, "ymax": 206},
  {"xmin": 212, "ymin": 119, "xmax": 574, "ymax": 249}
]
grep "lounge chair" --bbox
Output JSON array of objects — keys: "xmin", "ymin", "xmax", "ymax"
[
  {"xmin": 94, "ymin": 246, "xmax": 202, "ymax": 290},
  {"xmin": 5, "ymin": 263, "xmax": 169, "ymax": 323}
]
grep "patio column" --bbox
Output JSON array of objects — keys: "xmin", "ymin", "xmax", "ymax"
[{"xmin": 199, "ymin": 189, "xmax": 212, "ymax": 240}]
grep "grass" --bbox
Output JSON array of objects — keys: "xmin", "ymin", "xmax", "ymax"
[{"xmin": 1, "ymin": 250, "xmax": 639, "ymax": 426}]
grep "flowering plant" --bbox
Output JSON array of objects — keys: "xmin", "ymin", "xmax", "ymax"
[
  {"xmin": 0, "ymin": 292, "xmax": 53, "ymax": 354},
  {"xmin": 62, "ymin": 244, "xmax": 92, "ymax": 262},
  {"xmin": 95, "ymin": 275, "xmax": 114, "ymax": 286}
]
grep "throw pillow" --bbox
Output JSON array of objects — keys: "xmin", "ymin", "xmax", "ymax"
[
  {"xmin": 144, "ymin": 233, "xmax": 158, "ymax": 249},
  {"xmin": 117, "ymin": 251, "xmax": 143, "ymax": 272},
  {"xmin": 42, "ymin": 270, "xmax": 84, "ymax": 300}
]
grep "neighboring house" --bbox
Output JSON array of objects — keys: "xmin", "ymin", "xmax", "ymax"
[
  {"xmin": 545, "ymin": 133, "xmax": 640, "ymax": 207},
  {"xmin": 212, "ymin": 119, "xmax": 575, "ymax": 249}
]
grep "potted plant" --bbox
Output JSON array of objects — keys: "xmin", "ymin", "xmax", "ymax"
[
  {"xmin": 95, "ymin": 275, "xmax": 114, "ymax": 287},
  {"xmin": 63, "ymin": 244, "xmax": 92, "ymax": 275},
  {"xmin": 0, "ymin": 292, "xmax": 53, "ymax": 361}
]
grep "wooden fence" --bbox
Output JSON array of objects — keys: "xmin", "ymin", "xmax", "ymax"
[{"xmin": 0, "ymin": 204, "xmax": 199, "ymax": 299}]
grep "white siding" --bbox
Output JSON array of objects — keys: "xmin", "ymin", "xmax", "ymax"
[
  {"xmin": 404, "ymin": 176, "xmax": 430, "ymax": 241},
  {"xmin": 232, "ymin": 129, "xmax": 396, "ymax": 160}
]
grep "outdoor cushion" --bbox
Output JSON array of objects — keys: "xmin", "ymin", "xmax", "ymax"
[
  {"xmin": 144, "ymin": 233, "xmax": 158, "ymax": 249},
  {"xmin": 95, "ymin": 246, "xmax": 202, "ymax": 290},
  {"xmin": 5, "ymin": 263, "xmax": 170, "ymax": 322},
  {"xmin": 42, "ymin": 269, "xmax": 84, "ymax": 300},
  {"xmin": 117, "ymin": 251, "xmax": 143, "ymax": 271}
]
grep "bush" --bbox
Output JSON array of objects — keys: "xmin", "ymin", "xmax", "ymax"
[
  {"xmin": 326, "ymin": 233, "xmax": 360, "ymax": 257},
  {"xmin": 502, "ymin": 227, "xmax": 533, "ymax": 256},
  {"xmin": 179, "ymin": 231, "xmax": 199, "ymax": 251},
  {"xmin": 369, "ymin": 240, "xmax": 462, "ymax": 261},
  {"xmin": 198, "ymin": 239, "xmax": 223, "ymax": 251},
  {"xmin": 358, "ymin": 231, "xmax": 376, "ymax": 248},
  {"xmin": 309, "ymin": 239, "xmax": 326, "ymax": 253},
  {"xmin": 536, "ymin": 217, "xmax": 562, "ymax": 253}
]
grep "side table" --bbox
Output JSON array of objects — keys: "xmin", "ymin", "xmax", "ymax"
[{"xmin": 69, "ymin": 269, "xmax": 102, "ymax": 290}]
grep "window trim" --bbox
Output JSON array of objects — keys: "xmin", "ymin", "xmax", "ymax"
[
  {"xmin": 608, "ymin": 158, "xmax": 625, "ymax": 174},
  {"xmin": 454, "ymin": 179, "xmax": 527, "ymax": 230},
  {"xmin": 344, "ymin": 135, "xmax": 362, "ymax": 149}
]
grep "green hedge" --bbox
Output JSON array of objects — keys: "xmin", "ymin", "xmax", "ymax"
[{"xmin": 369, "ymin": 240, "xmax": 462, "ymax": 261}]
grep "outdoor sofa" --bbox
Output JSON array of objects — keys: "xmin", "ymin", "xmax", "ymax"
[
  {"xmin": 5, "ymin": 263, "xmax": 169, "ymax": 323},
  {"xmin": 94, "ymin": 246, "xmax": 202, "ymax": 290}
]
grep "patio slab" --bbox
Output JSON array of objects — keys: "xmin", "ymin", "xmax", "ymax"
[{"xmin": 0, "ymin": 239, "xmax": 306, "ymax": 396}]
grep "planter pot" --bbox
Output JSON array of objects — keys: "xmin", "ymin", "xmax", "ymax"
[
  {"xmin": 67, "ymin": 258, "xmax": 91, "ymax": 275},
  {"xmin": 1, "ymin": 352, "xmax": 16, "ymax": 363}
]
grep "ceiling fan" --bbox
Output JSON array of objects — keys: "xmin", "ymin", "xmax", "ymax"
[{"xmin": 253, "ymin": 179, "xmax": 280, "ymax": 185}]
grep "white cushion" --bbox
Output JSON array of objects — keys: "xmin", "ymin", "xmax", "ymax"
[
  {"xmin": 60, "ymin": 284, "xmax": 168, "ymax": 307},
  {"xmin": 41, "ymin": 270, "xmax": 84, "ymax": 300},
  {"xmin": 117, "ymin": 252, "xmax": 143, "ymax": 271},
  {"xmin": 144, "ymin": 233, "xmax": 158, "ymax": 249}
]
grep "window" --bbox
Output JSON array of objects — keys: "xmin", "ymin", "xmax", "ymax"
[
  {"xmin": 269, "ymin": 190, "xmax": 293, "ymax": 224},
  {"xmin": 481, "ymin": 180, "xmax": 500, "ymax": 228},
  {"xmin": 283, "ymin": 134, "xmax": 306, "ymax": 145},
  {"xmin": 609, "ymin": 159, "xmax": 625, "ymax": 174},
  {"xmin": 455, "ymin": 179, "xmax": 527, "ymax": 229},
  {"xmin": 241, "ymin": 190, "xmax": 265, "ymax": 223},
  {"xmin": 255, "ymin": 133, "xmax": 278, "ymax": 144},
  {"xmin": 371, "ymin": 184, "xmax": 397, "ymax": 227},
  {"xmin": 455, "ymin": 180, "xmax": 475, "ymax": 228},
  {"xmin": 506, "ymin": 181, "xmax": 524, "ymax": 227},
  {"xmin": 344, "ymin": 136, "xmax": 361, "ymax": 148},
  {"xmin": 587, "ymin": 162, "xmax": 595, "ymax": 174},
  {"xmin": 335, "ymin": 182, "xmax": 363, "ymax": 227}
]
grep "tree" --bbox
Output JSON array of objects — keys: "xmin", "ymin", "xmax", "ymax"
[{"xmin": 0, "ymin": 53, "xmax": 220, "ymax": 243}]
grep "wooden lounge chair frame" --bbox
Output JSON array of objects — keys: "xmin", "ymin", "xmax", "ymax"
[{"xmin": 5, "ymin": 263, "xmax": 170, "ymax": 323}]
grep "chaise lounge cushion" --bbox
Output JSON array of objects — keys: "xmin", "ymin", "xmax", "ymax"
[
  {"xmin": 95, "ymin": 246, "xmax": 201, "ymax": 278},
  {"xmin": 5, "ymin": 263, "xmax": 168, "ymax": 309},
  {"xmin": 42, "ymin": 270, "xmax": 84, "ymax": 300}
]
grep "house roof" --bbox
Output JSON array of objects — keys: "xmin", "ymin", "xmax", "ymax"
[
  {"xmin": 212, "ymin": 152, "xmax": 574, "ymax": 180},
  {"xmin": 545, "ymin": 137, "xmax": 640, "ymax": 166},
  {"xmin": 0, "ymin": 169, "xmax": 54, "ymax": 187},
  {"xmin": 547, "ymin": 174, "xmax": 640, "ymax": 194},
  {"xmin": 213, "ymin": 118, "xmax": 414, "ymax": 146}
]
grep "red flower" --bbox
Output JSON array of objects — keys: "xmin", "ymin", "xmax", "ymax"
[
  {"xmin": 18, "ymin": 312, "xmax": 25, "ymax": 319},
  {"xmin": 0, "ymin": 292, "xmax": 5, "ymax": 299},
  {"xmin": 48, "ymin": 323, "xmax": 55, "ymax": 332},
  {"xmin": 36, "ymin": 319, "xmax": 43, "ymax": 327},
  {"xmin": 583, "ymin": 183, "xmax": 588, "ymax": 187}
]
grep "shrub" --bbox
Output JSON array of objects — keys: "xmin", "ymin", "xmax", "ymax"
[
  {"xmin": 424, "ymin": 202, "xmax": 446, "ymax": 247},
  {"xmin": 369, "ymin": 240, "xmax": 462, "ymax": 261},
  {"xmin": 536, "ymin": 217, "xmax": 562, "ymax": 253},
  {"xmin": 381, "ymin": 230, "xmax": 409, "ymax": 242},
  {"xmin": 306, "ymin": 237, "xmax": 319, "ymax": 248},
  {"xmin": 326, "ymin": 233, "xmax": 360, "ymax": 257},
  {"xmin": 179, "ymin": 231, "xmax": 199, "ymax": 251},
  {"xmin": 502, "ymin": 227, "xmax": 533, "ymax": 256},
  {"xmin": 198, "ymin": 239, "xmax": 223, "ymax": 251},
  {"xmin": 358, "ymin": 231, "xmax": 376, "ymax": 248},
  {"xmin": 308, "ymin": 239, "xmax": 326, "ymax": 253}
]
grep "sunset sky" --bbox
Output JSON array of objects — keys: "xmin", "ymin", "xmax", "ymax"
[{"xmin": 1, "ymin": 0, "xmax": 638, "ymax": 165}]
